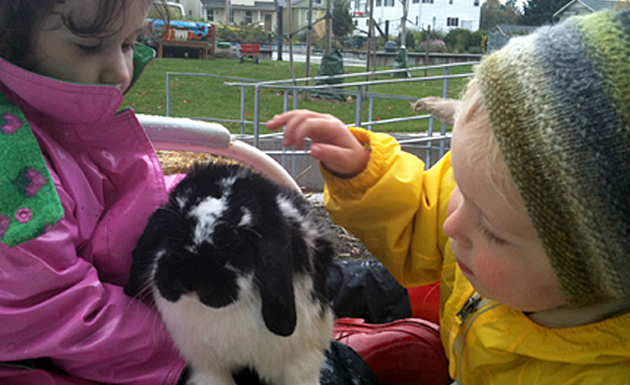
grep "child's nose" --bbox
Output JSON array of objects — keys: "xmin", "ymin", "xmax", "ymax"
[
  {"xmin": 443, "ymin": 188, "xmax": 473, "ymax": 248},
  {"xmin": 100, "ymin": 52, "xmax": 131, "ymax": 91}
]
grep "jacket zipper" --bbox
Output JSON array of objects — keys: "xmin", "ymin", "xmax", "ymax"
[{"xmin": 453, "ymin": 293, "xmax": 499, "ymax": 384}]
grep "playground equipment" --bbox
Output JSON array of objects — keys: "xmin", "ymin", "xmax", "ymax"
[
  {"xmin": 149, "ymin": 19, "xmax": 216, "ymax": 59},
  {"xmin": 239, "ymin": 44, "xmax": 261, "ymax": 64}
]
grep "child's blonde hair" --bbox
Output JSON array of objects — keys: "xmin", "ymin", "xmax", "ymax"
[{"xmin": 454, "ymin": 79, "xmax": 518, "ymax": 208}]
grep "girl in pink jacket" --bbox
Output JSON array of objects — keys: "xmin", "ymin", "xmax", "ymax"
[{"xmin": 0, "ymin": 0, "xmax": 188, "ymax": 383}]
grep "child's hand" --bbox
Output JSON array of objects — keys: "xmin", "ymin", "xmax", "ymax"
[{"xmin": 266, "ymin": 110, "xmax": 370, "ymax": 178}]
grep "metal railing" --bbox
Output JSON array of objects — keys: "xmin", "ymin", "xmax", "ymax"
[{"xmin": 164, "ymin": 62, "xmax": 476, "ymax": 183}]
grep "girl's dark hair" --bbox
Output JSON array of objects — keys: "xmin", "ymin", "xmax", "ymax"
[{"xmin": 0, "ymin": 0, "xmax": 156, "ymax": 68}]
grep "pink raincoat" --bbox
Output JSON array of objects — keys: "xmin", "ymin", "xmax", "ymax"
[{"xmin": 0, "ymin": 54, "xmax": 186, "ymax": 384}]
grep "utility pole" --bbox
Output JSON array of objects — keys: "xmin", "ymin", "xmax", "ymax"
[
  {"xmin": 302, "ymin": 0, "xmax": 314, "ymax": 100},
  {"xmin": 305, "ymin": 0, "xmax": 313, "ymax": 80},
  {"xmin": 366, "ymin": 0, "xmax": 375, "ymax": 74},
  {"xmin": 224, "ymin": 0, "xmax": 230, "ymax": 24},
  {"xmin": 325, "ymin": 0, "xmax": 333, "ymax": 54},
  {"xmin": 277, "ymin": 4, "xmax": 284, "ymax": 61},
  {"xmin": 400, "ymin": 0, "xmax": 408, "ymax": 48},
  {"xmin": 287, "ymin": 0, "xmax": 295, "ymax": 78}
]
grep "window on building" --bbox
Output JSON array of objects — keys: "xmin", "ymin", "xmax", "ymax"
[
  {"xmin": 245, "ymin": 10, "xmax": 253, "ymax": 23},
  {"xmin": 376, "ymin": 0, "xmax": 382, "ymax": 6},
  {"xmin": 422, "ymin": 0, "xmax": 433, "ymax": 3},
  {"xmin": 385, "ymin": 0, "xmax": 394, "ymax": 6},
  {"xmin": 207, "ymin": 8, "xmax": 214, "ymax": 21},
  {"xmin": 354, "ymin": 20, "xmax": 358, "ymax": 26},
  {"xmin": 449, "ymin": 0, "xmax": 453, "ymax": 4},
  {"xmin": 230, "ymin": 9, "xmax": 234, "ymax": 23},
  {"xmin": 314, "ymin": 0, "xmax": 323, "ymax": 4},
  {"xmin": 413, "ymin": 0, "xmax": 419, "ymax": 3},
  {"xmin": 474, "ymin": 0, "xmax": 479, "ymax": 5},
  {"xmin": 447, "ymin": 17, "xmax": 459, "ymax": 26}
]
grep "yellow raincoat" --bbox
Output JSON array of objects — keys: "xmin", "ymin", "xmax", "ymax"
[{"xmin": 322, "ymin": 128, "xmax": 630, "ymax": 384}]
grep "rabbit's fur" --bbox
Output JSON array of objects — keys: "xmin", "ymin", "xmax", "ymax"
[{"xmin": 125, "ymin": 163, "xmax": 335, "ymax": 385}]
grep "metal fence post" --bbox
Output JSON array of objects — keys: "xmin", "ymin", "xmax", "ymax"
[
  {"xmin": 440, "ymin": 66, "xmax": 450, "ymax": 157},
  {"xmin": 240, "ymin": 85, "xmax": 246, "ymax": 135},
  {"xmin": 166, "ymin": 72, "xmax": 171, "ymax": 117},
  {"xmin": 368, "ymin": 97, "xmax": 374, "ymax": 131},
  {"xmin": 254, "ymin": 84, "xmax": 261, "ymax": 148},
  {"xmin": 355, "ymin": 85, "xmax": 363, "ymax": 128}
]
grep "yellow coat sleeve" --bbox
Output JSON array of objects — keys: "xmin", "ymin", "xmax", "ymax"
[{"xmin": 322, "ymin": 127, "xmax": 456, "ymax": 291}]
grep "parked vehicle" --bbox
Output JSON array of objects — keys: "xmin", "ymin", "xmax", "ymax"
[{"xmin": 384, "ymin": 41, "xmax": 397, "ymax": 52}]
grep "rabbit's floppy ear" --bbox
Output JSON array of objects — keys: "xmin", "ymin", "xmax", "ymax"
[
  {"xmin": 254, "ymin": 221, "xmax": 298, "ymax": 337},
  {"xmin": 124, "ymin": 208, "xmax": 173, "ymax": 298}
]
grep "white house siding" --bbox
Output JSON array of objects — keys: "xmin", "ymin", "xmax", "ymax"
[
  {"xmin": 351, "ymin": 0, "xmax": 480, "ymax": 35},
  {"xmin": 201, "ymin": 0, "xmax": 277, "ymax": 31},
  {"xmin": 172, "ymin": 0, "xmax": 205, "ymax": 18}
]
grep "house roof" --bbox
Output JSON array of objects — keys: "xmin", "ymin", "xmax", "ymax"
[
  {"xmin": 494, "ymin": 24, "xmax": 538, "ymax": 36},
  {"xmin": 553, "ymin": 0, "xmax": 619, "ymax": 17}
]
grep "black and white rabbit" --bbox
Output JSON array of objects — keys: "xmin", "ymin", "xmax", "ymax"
[{"xmin": 124, "ymin": 163, "xmax": 335, "ymax": 385}]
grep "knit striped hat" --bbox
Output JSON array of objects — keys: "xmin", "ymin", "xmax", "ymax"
[{"xmin": 476, "ymin": 9, "xmax": 630, "ymax": 307}]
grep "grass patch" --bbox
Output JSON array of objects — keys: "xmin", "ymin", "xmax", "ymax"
[{"xmin": 124, "ymin": 57, "xmax": 473, "ymax": 134}]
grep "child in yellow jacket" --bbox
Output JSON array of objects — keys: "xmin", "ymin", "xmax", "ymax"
[{"xmin": 266, "ymin": 9, "xmax": 630, "ymax": 384}]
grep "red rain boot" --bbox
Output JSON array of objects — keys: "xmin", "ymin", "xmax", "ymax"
[{"xmin": 333, "ymin": 317, "xmax": 451, "ymax": 385}]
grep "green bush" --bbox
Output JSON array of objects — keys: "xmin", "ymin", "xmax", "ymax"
[
  {"xmin": 216, "ymin": 23, "xmax": 273, "ymax": 44},
  {"xmin": 444, "ymin": 28, "xmax": 486, "ymax": 53}
]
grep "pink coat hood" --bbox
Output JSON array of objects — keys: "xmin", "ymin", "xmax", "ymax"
[{"xmin": 0, "ymin": 56, "xmax": 186, "ymax": 384}]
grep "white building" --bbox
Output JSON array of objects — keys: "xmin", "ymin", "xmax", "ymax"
[
  {"xmin": 200, "ymin": 0, "xmax": 326, "ymax": 35},
  {"xmin": 201, "ymin": 0, "xmax": 277, "ymax": 32},
  {"xmin": 351, "ymin": 0, "xmax": 481, "ymax": 36},
  {"xmin": 169, "ymin": 0, "xmax": 206, "ymax": 18}
]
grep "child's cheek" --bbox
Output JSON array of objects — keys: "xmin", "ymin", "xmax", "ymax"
[{"xmin": 474, "ymin": 255, "xmax": 514, "ymax": 294}]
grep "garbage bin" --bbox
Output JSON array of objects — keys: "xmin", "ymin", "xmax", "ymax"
[
  {"xmin": 313, "ymin": 48, "xmax": 346, "ymax": 101},
  {"xmin": 392, "ymin": 47, "xmax": 409, "ymax": 78}
]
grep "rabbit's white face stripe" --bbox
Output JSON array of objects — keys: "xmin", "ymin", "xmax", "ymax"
[{"xmin": 191, "ymin": 196, "xmax": 228, "ymax": 245}]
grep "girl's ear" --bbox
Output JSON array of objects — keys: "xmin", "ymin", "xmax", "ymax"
[{"xmin": 254, "ymin": 224, "xmax": 297, "ymax": 337}]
